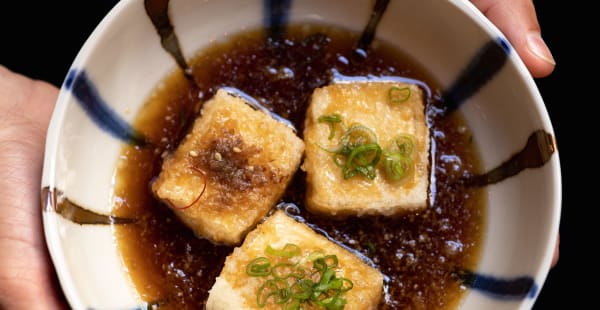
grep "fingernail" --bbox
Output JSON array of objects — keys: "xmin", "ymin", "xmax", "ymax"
[{"xmin": 527, "ymin": 32, "xmax": 556, "ymax": 66}]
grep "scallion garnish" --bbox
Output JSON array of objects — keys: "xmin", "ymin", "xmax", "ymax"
[
  {"xmin": 247, "ymin": 257, "xmax": 272, "ymax": 277},
  {"xmin": 342, "ymin": 143, "xmax": 382, "ymax": 180},
  {"xmin": 272, "ymin": 263, "xmax": 305, "ymax": 279},
  {"xmin": 257, "ymin": 279, "xmax": 290, "ymax": 306},
  {"xmin": 317, "ymin": 114, "xmax": 417, "ymax": 182},
  {"xmin": 393, "ymin": 134, "xmax": 415, "ymax": 157},
  {"xmin": 266, "ymin": 243, "xmax": 301, "ymax": 258},
  {"xmin": 246, "ymin": 244, "xmax": 353, "ymax": 309},
  {"xmin": 388, "ymin": 86, "xmax": 411, "ymax": 104},
  {"xmin": 383, "ymin": 151, "xmax": 413, "ymax": 182},
  {"xmin": 318, "ymin": 113, "xmax": 343, "ymax": 140},
  {"xmin": 341, "ymin": 124, "xmax": 377, "ymax": 150},
  {"xmin": 319, "ymin": 121, "xmax": 381, "ymax": 180},
  {"xmin": 383, "ymin": 134, "xmax": 416, "ymax": 182}
]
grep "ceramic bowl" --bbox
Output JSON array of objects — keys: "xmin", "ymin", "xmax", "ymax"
[{"xmin": 41, "ymin": 0, "xmax": 561, "ymax": 309}]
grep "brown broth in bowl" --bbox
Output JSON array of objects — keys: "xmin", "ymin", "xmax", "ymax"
[{"xmin": 112, "ymin": 24, "xmax": 485, "ymax": 309}]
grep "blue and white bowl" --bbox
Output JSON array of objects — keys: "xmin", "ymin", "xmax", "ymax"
[{"xmin": 41, "ymin": 0, "xmax": 561, "ymax": 309}]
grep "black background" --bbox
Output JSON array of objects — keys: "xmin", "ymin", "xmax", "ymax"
[{"xmin": 1, "ymin": 1, "xmax": 581, "ymax": 308}]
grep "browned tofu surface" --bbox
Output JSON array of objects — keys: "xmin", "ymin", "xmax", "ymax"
[
  {"xmin": 206, "ymin": 210, "xmax": 383, "ymax": 309},
  {"xmin": 152, "ymin": 89, "xmax": 304, "ymax": 245},
  {"xmin": 303, "ymin": 82, "xmax": 430, "ymax": 216}
]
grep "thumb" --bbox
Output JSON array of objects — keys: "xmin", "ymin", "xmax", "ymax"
[{"xmin": 471, "ymin": 0, "xmax": 555, "ymax": 78}]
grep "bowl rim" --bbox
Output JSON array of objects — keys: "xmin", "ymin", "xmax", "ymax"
[{"xmin": 41, "ymin": 0, "xmax": 562, "ymax": 309}]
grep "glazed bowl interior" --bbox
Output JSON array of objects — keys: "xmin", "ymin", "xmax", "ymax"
[{"xmin": 41, "ymin": 0, "xmax": 561, "ymax": 309}]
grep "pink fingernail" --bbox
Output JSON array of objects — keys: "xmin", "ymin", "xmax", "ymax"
[{"xmin": 527, "ymin": 32, "xmax": 556, "ymax": 66}]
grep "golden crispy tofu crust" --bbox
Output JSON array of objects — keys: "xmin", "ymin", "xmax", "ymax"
[
  {"xmin": 303, "ymin": 82, "xmax": 429, "ymax": 216},
  {"xmin": 152, "ymin": 89, "xmax": 304, "ymax": 245},
  {"xmin": 206, "ymin": 211, "xmax": 383, "ymax": 309}
]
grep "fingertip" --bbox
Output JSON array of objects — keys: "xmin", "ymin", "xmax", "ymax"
[
  {"xmin": 551, "ymin": 234, "xmax": 559, "ymax": 268},
  {"xmin": 471, "ymin": 0, "xmax": 555, "ymax": 78},
  {"xmin": 523, "ymin": 32, "xmax": 556, "ymax": 78}
]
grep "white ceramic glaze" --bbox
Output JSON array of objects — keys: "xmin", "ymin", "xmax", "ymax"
[{"xmin": 42, "ymin": 0, "xmax": 561, "ymax": 309}]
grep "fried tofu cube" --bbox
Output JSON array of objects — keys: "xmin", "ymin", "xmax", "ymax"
[
  {"xmin": 152, "ymin": 89, "xmax": 304, "ymax": 245},
  {"xmin": 303, "ymin": 82, "xmax": 429, "ymax": 216},
  {"xmin": 206, "ymin": 210, "xmax": 383, "ymax": 309}
]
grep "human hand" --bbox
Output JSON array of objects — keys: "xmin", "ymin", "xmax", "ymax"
[
  {"xmin": 471, "ymin": 0, "xmax": 556, "ymax": 78},
  {"xmin": 0, "ymin": 65, "xmax": 66, "ymax": 309},
  {"xmin": 471, "ymin": 0, "xmax": 559, "ymax": 267}
]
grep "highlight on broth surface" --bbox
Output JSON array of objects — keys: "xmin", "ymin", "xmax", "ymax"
[{"xmin": 112, "ymin": 24, "xmax": 485, "ymax": 309}]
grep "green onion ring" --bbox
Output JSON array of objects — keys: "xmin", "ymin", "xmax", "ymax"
[
  {"xmin": 383, "ymin": 151, "xmax": 413, "ymax": 182},
  {"xmin": 246, "ymin": 257, "xmax": 271, "ymax": 277},
  {"xmin": 341, "ymin": 124, "xmax": 377, "ymax": 149},
  {"xmin": 248, "ymin": 247, "xmax": 354, "ymax": 308},
  {"xmin": 394, "ymin": 134, "xmax": 415, "ymax": 157},
  {"xmin": 272, "ymin": 263, "xmax": 305, "ymax": 279},
  {"xmin": 266, "ymin": 243, "xmax": 301, "ymax": 258},
  {"xmin": 318, "ymin": 113, "xmax": 342, "ymax": 140},
  {"xmin": 342, "ymin": 143, "xmax": 382, "ymax": 179},
  {"xmin": 388, "ymin": 86, "xmax": 411, "ymax": 104}
]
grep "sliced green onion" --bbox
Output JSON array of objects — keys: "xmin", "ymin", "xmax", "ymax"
[
  {"xmin": 247, "ymin": 257, "xmax": 271, "ymax": 276},
  {"xmin": 307, "ymin": 251, "xmax": 325, "ymax": 262},
  {"xmin": 383, "ymin": 151, "xmax": 413, "ymax": 182},
  {"xmin": 290, "ymin": 279, "xmax": 314, "ymax": 300},
  {"xmin": 266, "ymin": 243, "xmax": 301, "ymax": 258},
  {"xmin": 272, "ymin": 263, "xmax": 305, "ymax": 279},
  {"xmin": 318, "ymin": 114, "xmax": 342, "ymax": 123},
  {"xmin": 318, "ymin": 114, "xmax": 342, "ymax": 140},
  {"xmin": 338, "ymin": 278, "xmax": 354, "ymax": 292},
  {"xmin": 381, "ymin": 134, "xmax": 415, "ymax": 182},
  {"xmin": 248, "ymin": 245, "xmax": 354, "ymax": 309},
  {"xmin": 342, "ymin": 143, "xmax": 382, "ymax": 180},
  {"xmin": 274, "ymin": 287, "xmax": 291, "ymax": 304},
  {"xmin": 284, "ymin": 299, "xmax": 301, "ymax": 310},
  {"xmin": 329, "ymin": 123, "xmax": 381, "ymax": 180},
  {"xmin": 393, "ymin": 134, "xmax": 415, "ymax": 157},
  {"xmin": 316, "ymin": 114, "xmax": 419, "ymax": 184},
  {"xmin": 317, "ymin": 142, "xmax": 343, "ymax": 155},
  {"xmin": 324, "ymin": 295, "xmax": 347, "ymax": 310},
  {"xmin": 341, "ymin": 124, "xmax": 378, "ymax": 150},
  {"xmin": 313, "ymin": 269, "xmax": 336, "ymax": 292},
  {"xmin": 314, "ymin": 290, "xmax": 347, "ymax": 310},
  {"xmin": 313, "ymin": 255, "xmax": 339, "ymax": 273},
  {"xmin": 388, "ymin": 86, "xmax": 411, "ymax": 104},
  {"xmin": 313, "ymin": 257, "xmax": 328, "ymax": 273},
  {"xmin": 328, "ymin": 278, "xmax": 343, "ymax": 290},
  {"xmin": 322, "ymin": 255, "xmax": 339, "ymax": 269},
  {"xmin": 257, "ymin": 279, "xmax": 290, "ymax": 307}
]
